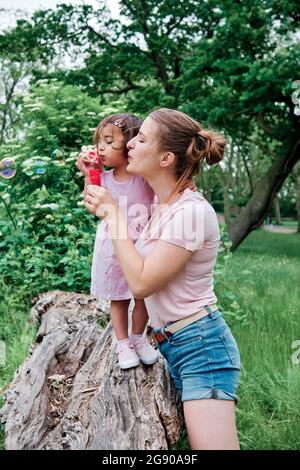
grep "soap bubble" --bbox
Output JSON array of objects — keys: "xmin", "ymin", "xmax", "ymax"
[
  {"xmin": 22, "ymin": 158, "xmax": 49, "ymax": 176},
  {"xmin": 32, "ymin": 160, "xmax": 48, "ymax": 175},
  {"xmin": 0, "ymin": 158, "xmax": 16, "ymax": 179},
  {"xmin": 51, "ymin": 149, "xmax": 65, "ymax": 166},
  {"xmin": 23, "ymin": 165, "xmax": 34, "ymax": 176}
]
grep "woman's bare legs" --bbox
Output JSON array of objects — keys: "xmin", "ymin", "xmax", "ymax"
[
  {"xmin": 110, "ymin": 299, "xmax": 131, "ymax": 340},
  {"xmin": 183, "ymin": 399, "xmax": 240, "ymax": 450},
  {"xmin": 131, "ymin": 298, "xmax": 149, "ymax": 335}
]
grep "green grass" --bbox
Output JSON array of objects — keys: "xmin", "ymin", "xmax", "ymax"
[
  {"xmin": 218, "ymin": 229, "xmax": 300, "ymax": 450},
  {"xmin": 281, "ymin": 220, "xmax": 298, "ymax": 228},
  {"xmin": 1, "ymin": 229, "xmax": 300, "ymax": 450},
  {"xmin": 0, "ymin": 284, "xmax": 37, "ymax": 449}
]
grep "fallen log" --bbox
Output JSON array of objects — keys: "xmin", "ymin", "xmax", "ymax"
[{"xmin": 0, "ymin": 291, "xmax": 183, "ymax": 450}]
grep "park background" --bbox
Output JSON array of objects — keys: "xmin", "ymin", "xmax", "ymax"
[{"xmin": 0, "ymin": 0, "xmax": 299, "ymax": 449}]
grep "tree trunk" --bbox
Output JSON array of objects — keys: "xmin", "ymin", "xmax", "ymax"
[
  {"xmin": 0, "ymin": 291, "xmax": 183, "ymax": 450},
  {"xmin": 228, "ymin": 138, "xmax": 300, "ymax": 250},
  {"xmin": 219, "ymin": 139, "xmax": 243, "ymax": 225},
  {"xmin": 273, "ymin": 193, "xmax": 281, "ymax": 225},
  {"xmin": 223, "ymin": 185, "xmax": 232, "ymax": 226}
]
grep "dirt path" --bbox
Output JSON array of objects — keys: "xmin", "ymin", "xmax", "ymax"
[
  {"xmin": 216, "ymin": 214, "xmax": 298, "ymax": 234},
  {"xmin": 262, "ymin": 224, "xmax": 298, "ymax": 234}
]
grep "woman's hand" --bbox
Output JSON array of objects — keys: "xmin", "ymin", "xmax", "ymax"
[{"xmin": 84, "ymin": 185, "xmax": 117, "ymax": 220}]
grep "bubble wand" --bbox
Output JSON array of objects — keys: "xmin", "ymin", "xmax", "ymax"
[{"xmin": 79, "ymin": 147, "xmax": 102, "ymax": 186}]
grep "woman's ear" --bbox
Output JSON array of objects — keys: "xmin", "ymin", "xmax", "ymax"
[{"xmin": 160, "ymin": 152, "xmax": 176, "ymax": 168}]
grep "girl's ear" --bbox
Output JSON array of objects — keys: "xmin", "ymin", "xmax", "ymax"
[{"xmin": 160, "ymin": 152, "xmax": 175, "ymax": 168}]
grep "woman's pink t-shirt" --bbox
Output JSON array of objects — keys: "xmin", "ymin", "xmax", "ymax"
[{"xmin": 135, "ymin": 188, "xmax": 220, "ymax": 328}]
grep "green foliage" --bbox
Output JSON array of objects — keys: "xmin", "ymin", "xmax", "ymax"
[
  {"xmin": 1, "ymin": 0, "xmax": 299, "ymax": 225},
  {"xmin": 178, "ymin": 1, "xmax": 300, "ymax": 146}
]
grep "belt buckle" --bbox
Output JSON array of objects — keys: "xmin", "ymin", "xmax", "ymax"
[{"xmin": 149, "ymin": 332, "xmax": 159, "ymax": 349}]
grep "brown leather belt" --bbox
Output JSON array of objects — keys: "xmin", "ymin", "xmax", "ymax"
[{"xmin": 149, "ymin": 304, "xmax": 218, "ymax": 348}]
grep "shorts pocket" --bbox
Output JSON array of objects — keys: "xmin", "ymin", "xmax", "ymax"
[
  {"xmin": 221, "ymin": 329, "xmax": 241, "ymax": 368},
  {"xmin": 167, "ymin": 322, "xmax": 202, "ymax": 347}
]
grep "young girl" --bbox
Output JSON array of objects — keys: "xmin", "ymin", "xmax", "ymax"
[{"xmin": 76, "ymin": 113, "xmax": 159, "ymax": 369}]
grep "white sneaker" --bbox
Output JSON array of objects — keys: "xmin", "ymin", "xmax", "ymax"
[
  {"xmin": 116, "ymin": 342, "xmax": 140, "ymax": 369},
  {"xmin": 131, "ymin": 336, "xmax": 159, "ymax": 365}
]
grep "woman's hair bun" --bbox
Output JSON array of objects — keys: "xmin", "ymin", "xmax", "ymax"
[{"xmin": 194, "ymin": 129, "xmax": 226, "ymax": 166}]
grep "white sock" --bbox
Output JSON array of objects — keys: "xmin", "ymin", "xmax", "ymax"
[
  {"xmin": 130, "ymin": 334, "xmax": 143, "ymax": 344},
  {"xmin": 117, "ymin": 337, "xmax": 130, "ymax": 345}
]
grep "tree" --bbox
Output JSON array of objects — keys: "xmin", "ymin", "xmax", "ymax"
[
  {"xmin": 292, "ymin": 163, "xmax": 300, "ymax": 233},
  {"xmin": 1, "ymin": 0, "xmax": 299, "ymax": 248},
  {"xmin": 179, "ymin": 0, "xmax": 300, "ymax": 248},
  {"xmin": 0, "ymin": 59, "xmax": 29, "ymax": 145}
]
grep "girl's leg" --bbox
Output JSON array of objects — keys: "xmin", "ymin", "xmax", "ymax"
[
  {"xmin": 111, "ymin": 299, "xmax": 140, "ymax": 369},
  {"xmin": 130, "ymin": 299, "xmax": 159, "ymax": 365},
  {"xmin": 183, "ymin": 399, "xmax": 240, "ymax": 450},
  {"xmin": 131, "ymin": 298, "xmax": 149, "ymax": 335},
  {"xmin": 110, "ymin": 299, "xmax": 131, "ymax": 340}
]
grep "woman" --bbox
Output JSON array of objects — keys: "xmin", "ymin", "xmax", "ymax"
[{"xmin": 84, "ymin": 108, "xmax": 241, "ymax": 450}]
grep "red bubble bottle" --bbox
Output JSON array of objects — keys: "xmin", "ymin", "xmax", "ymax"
[{"xmin": 80, "ymin": 147, "xmax": 102, "ymax": 186}]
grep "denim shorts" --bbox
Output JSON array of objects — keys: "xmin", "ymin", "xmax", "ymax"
[{"xmin": 153, "ymin": 306, "xmax": 241, "ymax": 403}]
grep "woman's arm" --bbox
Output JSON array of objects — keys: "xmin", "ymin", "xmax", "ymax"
[{"xmin": 84, "ymin": 185, "xmax": 193, "ymax": 299}]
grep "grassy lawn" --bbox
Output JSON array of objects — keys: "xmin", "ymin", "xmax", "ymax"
[
  {"xmin": 280, "ymin": 220, "xmax": 298, "ymax": 229},
  {"xmin": 0, "ymin": 286, "xmax": 36, "ymax": 450},
  {"xmin": 217, "ymin": 229, "xmax": 300, "ymax": 450},
  {"xmin": 1, "ymin": 229, "xmax": 300, "ymax": 450}
]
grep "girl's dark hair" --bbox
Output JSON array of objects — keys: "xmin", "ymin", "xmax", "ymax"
[
  {"xmin": 93, "ymin": 113, "xmax": 142, "ymax": 158},
  {"xmin": 149, "ymin": 108, "xmax": 226, "ymax": 203}
]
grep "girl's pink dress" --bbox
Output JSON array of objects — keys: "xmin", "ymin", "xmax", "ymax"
[{"xmin": 91, "ymin": 169, "xmax": 155, "ymax": 300}]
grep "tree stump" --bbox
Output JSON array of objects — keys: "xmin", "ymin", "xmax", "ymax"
[{"xmin": 0, "ymin": 291, "xmax": 183, "ymax": 450}]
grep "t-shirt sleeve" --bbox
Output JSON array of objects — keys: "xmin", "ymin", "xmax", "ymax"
[{"xmin": 160, "ymin": 202, "xmax": 205, "ymax": 252}]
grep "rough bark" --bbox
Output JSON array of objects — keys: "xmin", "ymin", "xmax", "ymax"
[
  {"xmin": 218, "ymin": 140, "xmax": 241, "ymax": 225},
  {"xmin": 228, "ymin": 137, "xmax": 300, "ymax": 250},
  {"xmin": 0, "ymin": 291, "xmax": 183, "ymax": 450}
]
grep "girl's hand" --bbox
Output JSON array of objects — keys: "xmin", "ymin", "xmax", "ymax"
[
  {"xmin": 84, "ymin": 185, "xmax": 117, "ymax": 220},
  {"xmin": 75, "ymin": 154, "xmax": 91, "ymax": 178},
  {"xmin": 76, "ymin": 151, "xmax": 103, "ymax": 177}
]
